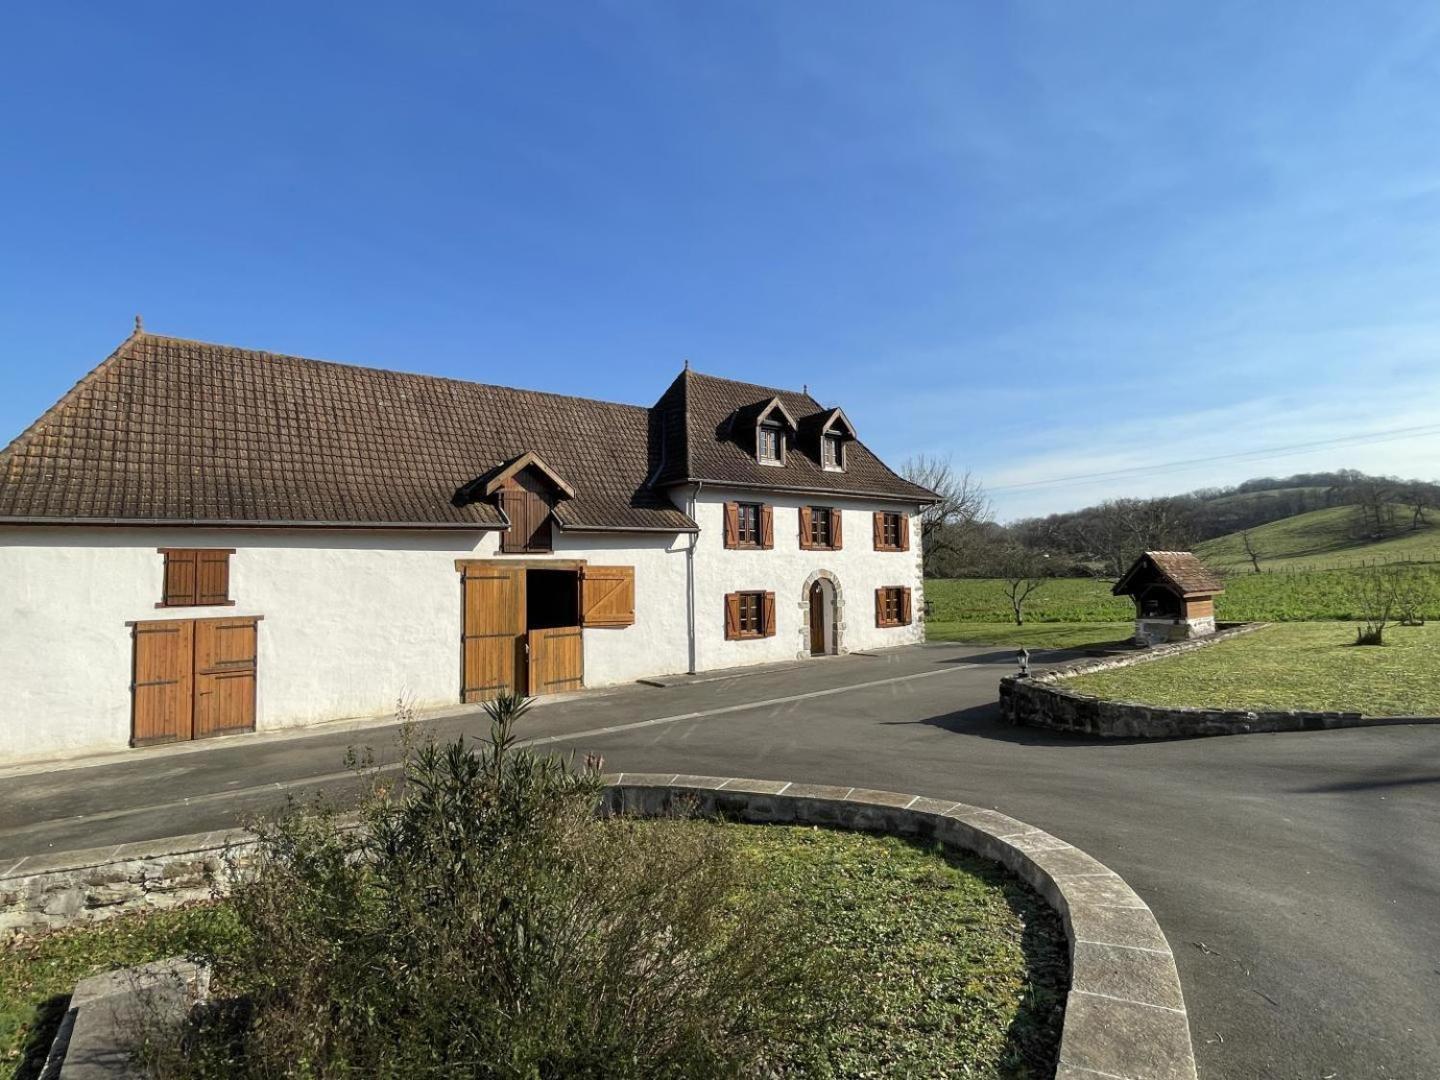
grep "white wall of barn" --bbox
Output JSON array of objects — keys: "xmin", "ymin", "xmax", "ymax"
[
  {"xmin": 0, "ymin": 525, "xmax": 690, "ymax": 764},
  {"xmin": 686, "ymin": 488, "xmax": 927, "ymax": 670}
]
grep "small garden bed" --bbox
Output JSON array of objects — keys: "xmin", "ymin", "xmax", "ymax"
[{"xmin": 1065, "ymin": 621, "xmax": 1440, "ymax": 715}]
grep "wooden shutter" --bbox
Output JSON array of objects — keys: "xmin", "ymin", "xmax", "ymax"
[
  {"xmin": 193, "ymin": 617, "xmax": 258, "ymax": 738},
  {"xmin": 763, "ymin": 592, "xmax": 777, "ymax": 638},
  {"xmin": 831, "ymin": 508, "xmax": 843, "ymax": 550},
  {"xmin": 873, "ymin": 511, "xmax": 884, "ymax": 550},
  {"xmin": 528, "ymin": 627, "xmax": 583, "ymax": 695},
  {"xmin": 161, "ymin": 550, "xmax": 199, "ymax": 606},
  {"xmin": 131, "ymin": 620, "xmax": 194, "ymax": 745},
  {"xmin": 901, "ymin": 587, "xmax": 913, "ymax": 625},
  {"xmin": 580, "ymin": 565, "xmax": 635, "ymax": 628},
  {"xmin": 760, "ymin": 505, "xmax": 774, "ymax": 549},
  {"xmin": 462, "ymin": 565, "xmax": 526, "ymax": 702},
  {"xmin": 723, "ymin": 502, "xmax": 739, "ymax": 549},
  {"xmin": 875, "ymin": 588, "xmax": 887, "ymax": 628},
  {"xmin": 798, "ymin": 506, "xmax": 814, "ymax": 550},
  {"xmin": 898, "ymin": 514, "xmax": 910, "ymax": 552},
  {"xmin": 197, "ymin": 551, "xmax": 232, "ymax": 605},
  {"xmin": 724, "ymin": 593, "xmax": 742, "ymax": 640}
]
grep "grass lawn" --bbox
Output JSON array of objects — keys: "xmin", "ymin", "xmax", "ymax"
[
  {"xmin": 1, "ymin": 904, "xmax": 241, "ymax": 1079},
  {"xmin": 1065, "ymin": 621, "xmax": 1440, "ymax": 716},
  {"xmin": 927, "ymin": 620, "xmax": 1134, "ymax": 650},
  {"xmin": 3, "ymin": 824, "xmax": 1066, "ymax": 1079}
]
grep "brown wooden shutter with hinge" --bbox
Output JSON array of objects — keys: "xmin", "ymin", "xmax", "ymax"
[
  {"xmin": 162, "ymin": 550, "xmax": 199, "ymax": 606},
  {"xmin": 723, "ymin": 502, "xmax": 739, "ymax": 549},
  {"xmin": 899, "ymin": 514, "xmax": 910, "ymax": 552},
  {"xmin": 875, "ymin": 588, "xmax": 887, "ymax": 628},
  {"xmin": 901, "ymin": 587, "xmax": 913, "ymax": 625},
  {"xmin": 724, "ymin": 593, "xmax": 742, "ymax": 640},
  {"xmin": 580, "ymin": 565, "xmax": 635, "ymax": 628},
  {"xmin": 798, "ymin": 506, "xmax": 814, "ymax": 550},
  {"xmin": 873, "ymin": 511, "xmax": 884, "ymax": 550},
  {"xmin": 763, "ymin": 592, "xmax": 777, "ymax": 637},
  {"xmin": 198, "ymin": 551, "xmax": 231, "ymax": 605},
  {"xmin": 831, "ymin": 508, "xmax": 843, "ymax": 550},
  {"xmin": 760, "ymin": 504, "xmax": 774, "ymax": 549}
]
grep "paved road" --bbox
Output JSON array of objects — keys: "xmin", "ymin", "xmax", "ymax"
[{"xmin": 4, "ymin": 644, "xmax": 1438, "ymax": 1080}]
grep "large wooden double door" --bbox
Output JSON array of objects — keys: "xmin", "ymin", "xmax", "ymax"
[
  {"xmin": 131, "ymin": 616, "xmax": 259, "ymax": 745},
  {"xmin": 460, "ymin": 561, "xmax": 634, "ymax": 702}
]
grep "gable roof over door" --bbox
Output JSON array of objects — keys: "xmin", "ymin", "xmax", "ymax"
[
  {"xmin": 0, "ymin": 333, "xmax": 697, "ymax": 532},
  {"xmin": 649, "ymin": 369, "xmax": 936, "ymax": 503}
]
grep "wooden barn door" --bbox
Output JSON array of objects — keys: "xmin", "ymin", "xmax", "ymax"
[
  {"xmin": 131, "ymin": 620, "xmax": 195, "ymax": 745},
  {"xmin": 527, "ymin": 627, "xmax": 583, "ymax": 696},
  {"xmin": 193, "ymin": 618, "xmax": 258, "ymax": 739},
  {"xmin": 462, "ymin": 565, "xmax": 527, "ymax": 702}
]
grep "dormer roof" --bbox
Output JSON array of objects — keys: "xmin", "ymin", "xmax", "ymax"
[{"xmin": 648, "ymin": 368, "xmax": 935, "ymax": 503}]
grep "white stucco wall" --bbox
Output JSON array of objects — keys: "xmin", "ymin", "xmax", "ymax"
[
  {"xmin": 686, "ymin": 488, "xmax": 926, "ymax": 671},
  {"xmin": 0, "ymin": 525, "xmax": 689, "ymax": 764}
]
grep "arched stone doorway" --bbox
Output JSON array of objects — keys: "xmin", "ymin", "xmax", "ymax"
[{"xmin": 799, "ymin": 570, "xmax": 844, "ymax": 658}]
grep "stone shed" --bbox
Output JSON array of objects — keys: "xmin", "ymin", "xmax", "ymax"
[{"xmin": 1113, "ymin": 550, "xmax": 1224, "ymax": 646}]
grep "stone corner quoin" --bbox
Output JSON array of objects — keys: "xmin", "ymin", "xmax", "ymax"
[
  {"xmin": 602, "ymin": 773, "xmax": 1200, "ymax": 1080},
  {"xmin": 999, "ymin": 622, "xmax": 1440, "ymax": 738}
]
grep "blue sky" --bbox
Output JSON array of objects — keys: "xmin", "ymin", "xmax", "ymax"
[{"xmin": 4, "ymin": 2, "xmax": 1440, "ymax": 520}]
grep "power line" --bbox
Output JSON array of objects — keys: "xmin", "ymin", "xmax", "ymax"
[{"xmin": 987, "ymin": 422, "xmax": 1440, "ymax": 494}]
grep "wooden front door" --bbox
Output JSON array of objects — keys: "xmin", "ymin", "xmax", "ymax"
[
  {"xmin": 462, "ymin": 565, "xmax": 527, "ymax": 702},
  {"xmin": 131, "ymin": 616, "xmax": 258, "ymax": 746},
  {"xmin": 809, "ymin": 582, "xmax": 826, "ymax": 656},
  {"xmin": 528, "ymin": 627, "xmax": 583, "ymax": 696}
]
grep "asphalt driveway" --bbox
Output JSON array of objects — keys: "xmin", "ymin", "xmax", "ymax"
[{"xmin": 3, "ymin": 643, "xmax": 1437, "ymax": 1079}]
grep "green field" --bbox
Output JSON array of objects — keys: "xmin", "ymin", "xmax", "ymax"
[
  {"xmin": 1064, "ymin": 622, "xmax": 1440, "ymax": 715},
  {"xmin": 1197, "ymin": 504, "xmax": 1440, "ymax": 571},
  {"xmin": 925, "ymin": 566, "xmax": 1440, "ymax": 631},
  {"xmin": 925, "ymin": 620, "xmax": 1133, "ymax": 650}
]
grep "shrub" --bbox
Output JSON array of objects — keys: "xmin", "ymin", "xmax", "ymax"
[{"xmin": 151, "ymin": 693, "xmax": 840, "ymax": 1078}]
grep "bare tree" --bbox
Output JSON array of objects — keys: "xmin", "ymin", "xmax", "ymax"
[
  {"xmin": 1350, "ymin": 563, "xmax": 1398, "ymax": 645},
  {"xmin": 900, "ymin": 454, "xmax": 992, "ymax": 576},
  {"xmin": 999, "ymin": 545, "xmax": 1049, "ymax": 626},
  {"xmin": 1240, "ymin": 529, "xmax": 1263, "ymax": 574},
  {"xmin": 1392, "ymin": 567, "xmax": 1434, "ymax": 626}
]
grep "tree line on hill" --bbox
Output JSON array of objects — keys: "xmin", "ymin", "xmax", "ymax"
[{"xmin": 902, "ymin": 459, "xmax": 1440, "ymax": 580}]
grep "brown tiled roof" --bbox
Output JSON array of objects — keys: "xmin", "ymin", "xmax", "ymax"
[
  {"xmin": 650, "ymin": 369, "xmax": 936, "ymax": 503},
  {"xmin": 1113, "ymin": 551, "xmax": 1226, "ymax": 597},
  {"xmin": 0, "ymin": 333, "xmax": 698, "ymax": 532}
]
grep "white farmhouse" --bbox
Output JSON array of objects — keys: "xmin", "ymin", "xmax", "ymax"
[{"xmin": 0, "ymin": 330, "xmax": 934, "ymax": 764}]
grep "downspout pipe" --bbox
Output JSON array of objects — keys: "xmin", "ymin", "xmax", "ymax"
[{"xmin": 687, "ymin": 481, "xmax": 702, "ymax": 673}]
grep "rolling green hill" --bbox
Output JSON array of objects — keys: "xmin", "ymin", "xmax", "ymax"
[{"xmin": 1196, "ymin": 504, "xmax": 1440, "ymax": 571}]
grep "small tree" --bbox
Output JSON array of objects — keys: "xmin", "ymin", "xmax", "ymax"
[
  {"xmin": 1240, "ymin": 529, "xmax": 1264, "ymax": 574},
  {"xmin": 1350, "ymin": 563, "xmax": 1398, "ymax": 645},
  {"xmin": 1000, "ymin": 546, "xmax": 1049, "ymax": 626},
  {"xmin": 1392, "ymin": 567, "xmax": 1434, "ymax": 626}
]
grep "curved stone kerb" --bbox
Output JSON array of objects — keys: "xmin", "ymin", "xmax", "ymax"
[{"xmin": 601, "ymin": 773, "xmax": 1198, "ymax": 1080}]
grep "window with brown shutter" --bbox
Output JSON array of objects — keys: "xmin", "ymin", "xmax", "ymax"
[
  {"xmin": 499, "ymin": 477, "xmax": 553, "ymax": 554},
  {"xmin": 725, "ymin": 591, "xmax": 775, "ymax": 639},
  {"xmin": 157, "ymin": 549, "xmax": 234, "ymax": 608},
  {"xmin": 875, "ymin": 586, "xmax": 911, "ymax": 627},
  {"xmin": 580, "ymin": 565, "xmax": 635, "ymax": 628},
  {"xmin": 725, "ymin": 502, "xmax": 765, "ymax": 548},
  {"xmin": 801, "ymin": 506, "xmax": 841, "ymax": 550},
  {"xmin": 874, "ymin": 511, "xmax": 907, "ymax": 551}
]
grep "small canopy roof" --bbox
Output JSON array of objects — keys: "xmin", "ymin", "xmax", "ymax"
[
  {"xmin": 480, "ymin": 450, "xmax": 577, "ymax": 499},
  {"xmin": 1113, "ymin": 551, "xmax": 1225, "ymax": 598}
]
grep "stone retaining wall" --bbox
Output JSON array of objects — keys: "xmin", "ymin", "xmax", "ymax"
[{"xmin": 1003, "ymin": 622, "xmax": 1440, "ymax": 737}]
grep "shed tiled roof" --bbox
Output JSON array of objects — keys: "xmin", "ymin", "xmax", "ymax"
[
  {"xmin": 1113, "ymin": 551, "xmax": 1226, "ymax": 597},
  {"xmin": 650, "ymin": 369, "xmax": 936, "ymax": 503},
  {"xmin": 0, "ymin": 333, "xmax": 698, "ymax": 532}
]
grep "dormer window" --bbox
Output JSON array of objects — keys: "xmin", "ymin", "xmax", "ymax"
[
  {"xmin": 821, "ymin": 433, "xmax": 844, "ymax": 471},
  {"xmin": 758, "ymin": 424, "xmax": 784, "ymax": 465}
]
